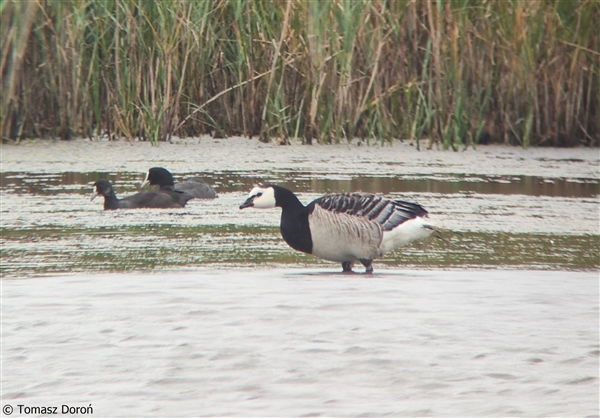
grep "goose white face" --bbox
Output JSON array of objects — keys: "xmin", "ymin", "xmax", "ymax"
[{"xmin": 239, "ymin": 186, "xmax": 276, "ymax": 209}]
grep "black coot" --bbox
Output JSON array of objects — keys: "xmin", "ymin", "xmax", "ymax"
[
  {"xmin": 141, "ymin": 167, "xmax": 217, "ymax": 200},
  {"xmin": 91, "ymin": 179, "xmax": 188, "ymax": 210}
]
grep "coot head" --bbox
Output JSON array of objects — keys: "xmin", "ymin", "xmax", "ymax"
[
  {"xmin": 91, "ymin": 179, "xmax": 115, "ymax": 201},
  {"xmin": 140, "ymin": 167, "xmax": 175, "ymax": 189}
]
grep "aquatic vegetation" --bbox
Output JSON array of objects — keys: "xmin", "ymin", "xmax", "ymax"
[{"xmin": 1, "ymin": 1, "xmax": 597, "ymax": 146}]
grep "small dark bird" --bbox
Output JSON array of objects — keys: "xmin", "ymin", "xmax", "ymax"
[
  {"xmin": 240, "ymin": 184, "xmax": 439, "ymax": 273},
  {"xmin": 91, "ymin": 179, "xmax": 187, "ymax": 210},
  {"xmin": 141, "ymin": 167, "xmax": 217, "ymax": 200}
]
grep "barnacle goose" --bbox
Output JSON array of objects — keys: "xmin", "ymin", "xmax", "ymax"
[{"xmin": 239, "ymin": 184, "xmax": 439, "ymax": 273}]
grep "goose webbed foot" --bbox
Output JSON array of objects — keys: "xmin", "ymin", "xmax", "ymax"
[
  {"xmin": 341, "ymin": 261, "xmax": 354, "ymax": 274},
  {"xmin": 360, "ymin": 259, "xmax": 374, "ymax": 274}
]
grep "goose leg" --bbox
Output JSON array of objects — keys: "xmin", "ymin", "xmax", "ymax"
[
  {"xmin": 341, "ymin": 261, "xmax": 354, "ymax": 273},
  {"xmin": 359, "ymin": 259, "xmax": 374, "ymax": 274}
]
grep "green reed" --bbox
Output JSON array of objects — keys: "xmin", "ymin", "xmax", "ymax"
[{"xmin": 1, "ymin": 0, "xmax": 598, "ymax": 146}]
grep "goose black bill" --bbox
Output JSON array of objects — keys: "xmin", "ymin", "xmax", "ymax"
[{"xmin": 239, "ymin": 196, "xmax": 255, "ymax": 209}]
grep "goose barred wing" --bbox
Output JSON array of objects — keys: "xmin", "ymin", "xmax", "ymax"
[{"xmin": 313, "ymin": 193, "xmax": 429, "ymax": 232}]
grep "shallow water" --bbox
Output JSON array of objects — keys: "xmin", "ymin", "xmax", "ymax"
[
  {"xmin": 1, "ymin": 138, "xmax": 599, "ymax": 416},
  {"xmin": 1, "ymin": 138, "xmax": 599, "ymax": 276},
  {"xmin": 2, "ymin": 270, "xmax": 598, "ymax": 417}
]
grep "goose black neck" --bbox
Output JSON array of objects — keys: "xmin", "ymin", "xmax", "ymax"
[
  {"xmin": 272, "ymin": 185, "xmax": 305, "ymax": 210},
  {"xmin": 273, "ymin": 186, "xmax": 313, "ymax": 255}
]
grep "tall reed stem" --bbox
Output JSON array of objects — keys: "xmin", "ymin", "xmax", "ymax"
[{"xmin": 1, "ymin": 0, "xmax": 597, "ymax": 146}]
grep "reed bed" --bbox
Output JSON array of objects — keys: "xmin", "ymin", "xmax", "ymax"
[{"xmin": 1, "ymin": 0, "xmax": 598, "ymax": 147}]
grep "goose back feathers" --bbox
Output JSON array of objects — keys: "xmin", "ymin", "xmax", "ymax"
[
  {"xmin": 240, "ymin": 184, "xmax": 435, "ymax": 273},
  {"xmin": 315, "ymin": 193, "xmax": 429, "ymax": 231}
]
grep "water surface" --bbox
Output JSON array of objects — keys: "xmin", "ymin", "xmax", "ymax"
[
  {"xmin": 1, "ymin": 138, "xmax": 599, "ymax": 416},
  {"xmin": 2, "ymin": 269, "xmax": 598, "ymax": 417},
  {"xmin": 1, "ymin": 139, "xmax": 599, "ymax": 276}
]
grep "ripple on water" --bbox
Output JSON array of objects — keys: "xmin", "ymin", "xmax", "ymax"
[
  {"xmin": 1, "ymin": 140, "xmax": 599, "ymax": 415},
  {"xmin": 2, "ymin": 138, "xmax": 599, "ymax": 276},
  {"xmin": 2, "ymin": 269, "xmax": 599, "ymax": 416}
]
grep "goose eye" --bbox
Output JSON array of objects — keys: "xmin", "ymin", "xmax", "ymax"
[{"xmin": 256, "ymin": 192, "xmax": 263, "ymax": 198}]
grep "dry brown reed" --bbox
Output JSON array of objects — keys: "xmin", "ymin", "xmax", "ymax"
[{"xmin": 1, "ymin": 0, "xmax": 598, "ymax": 147}]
